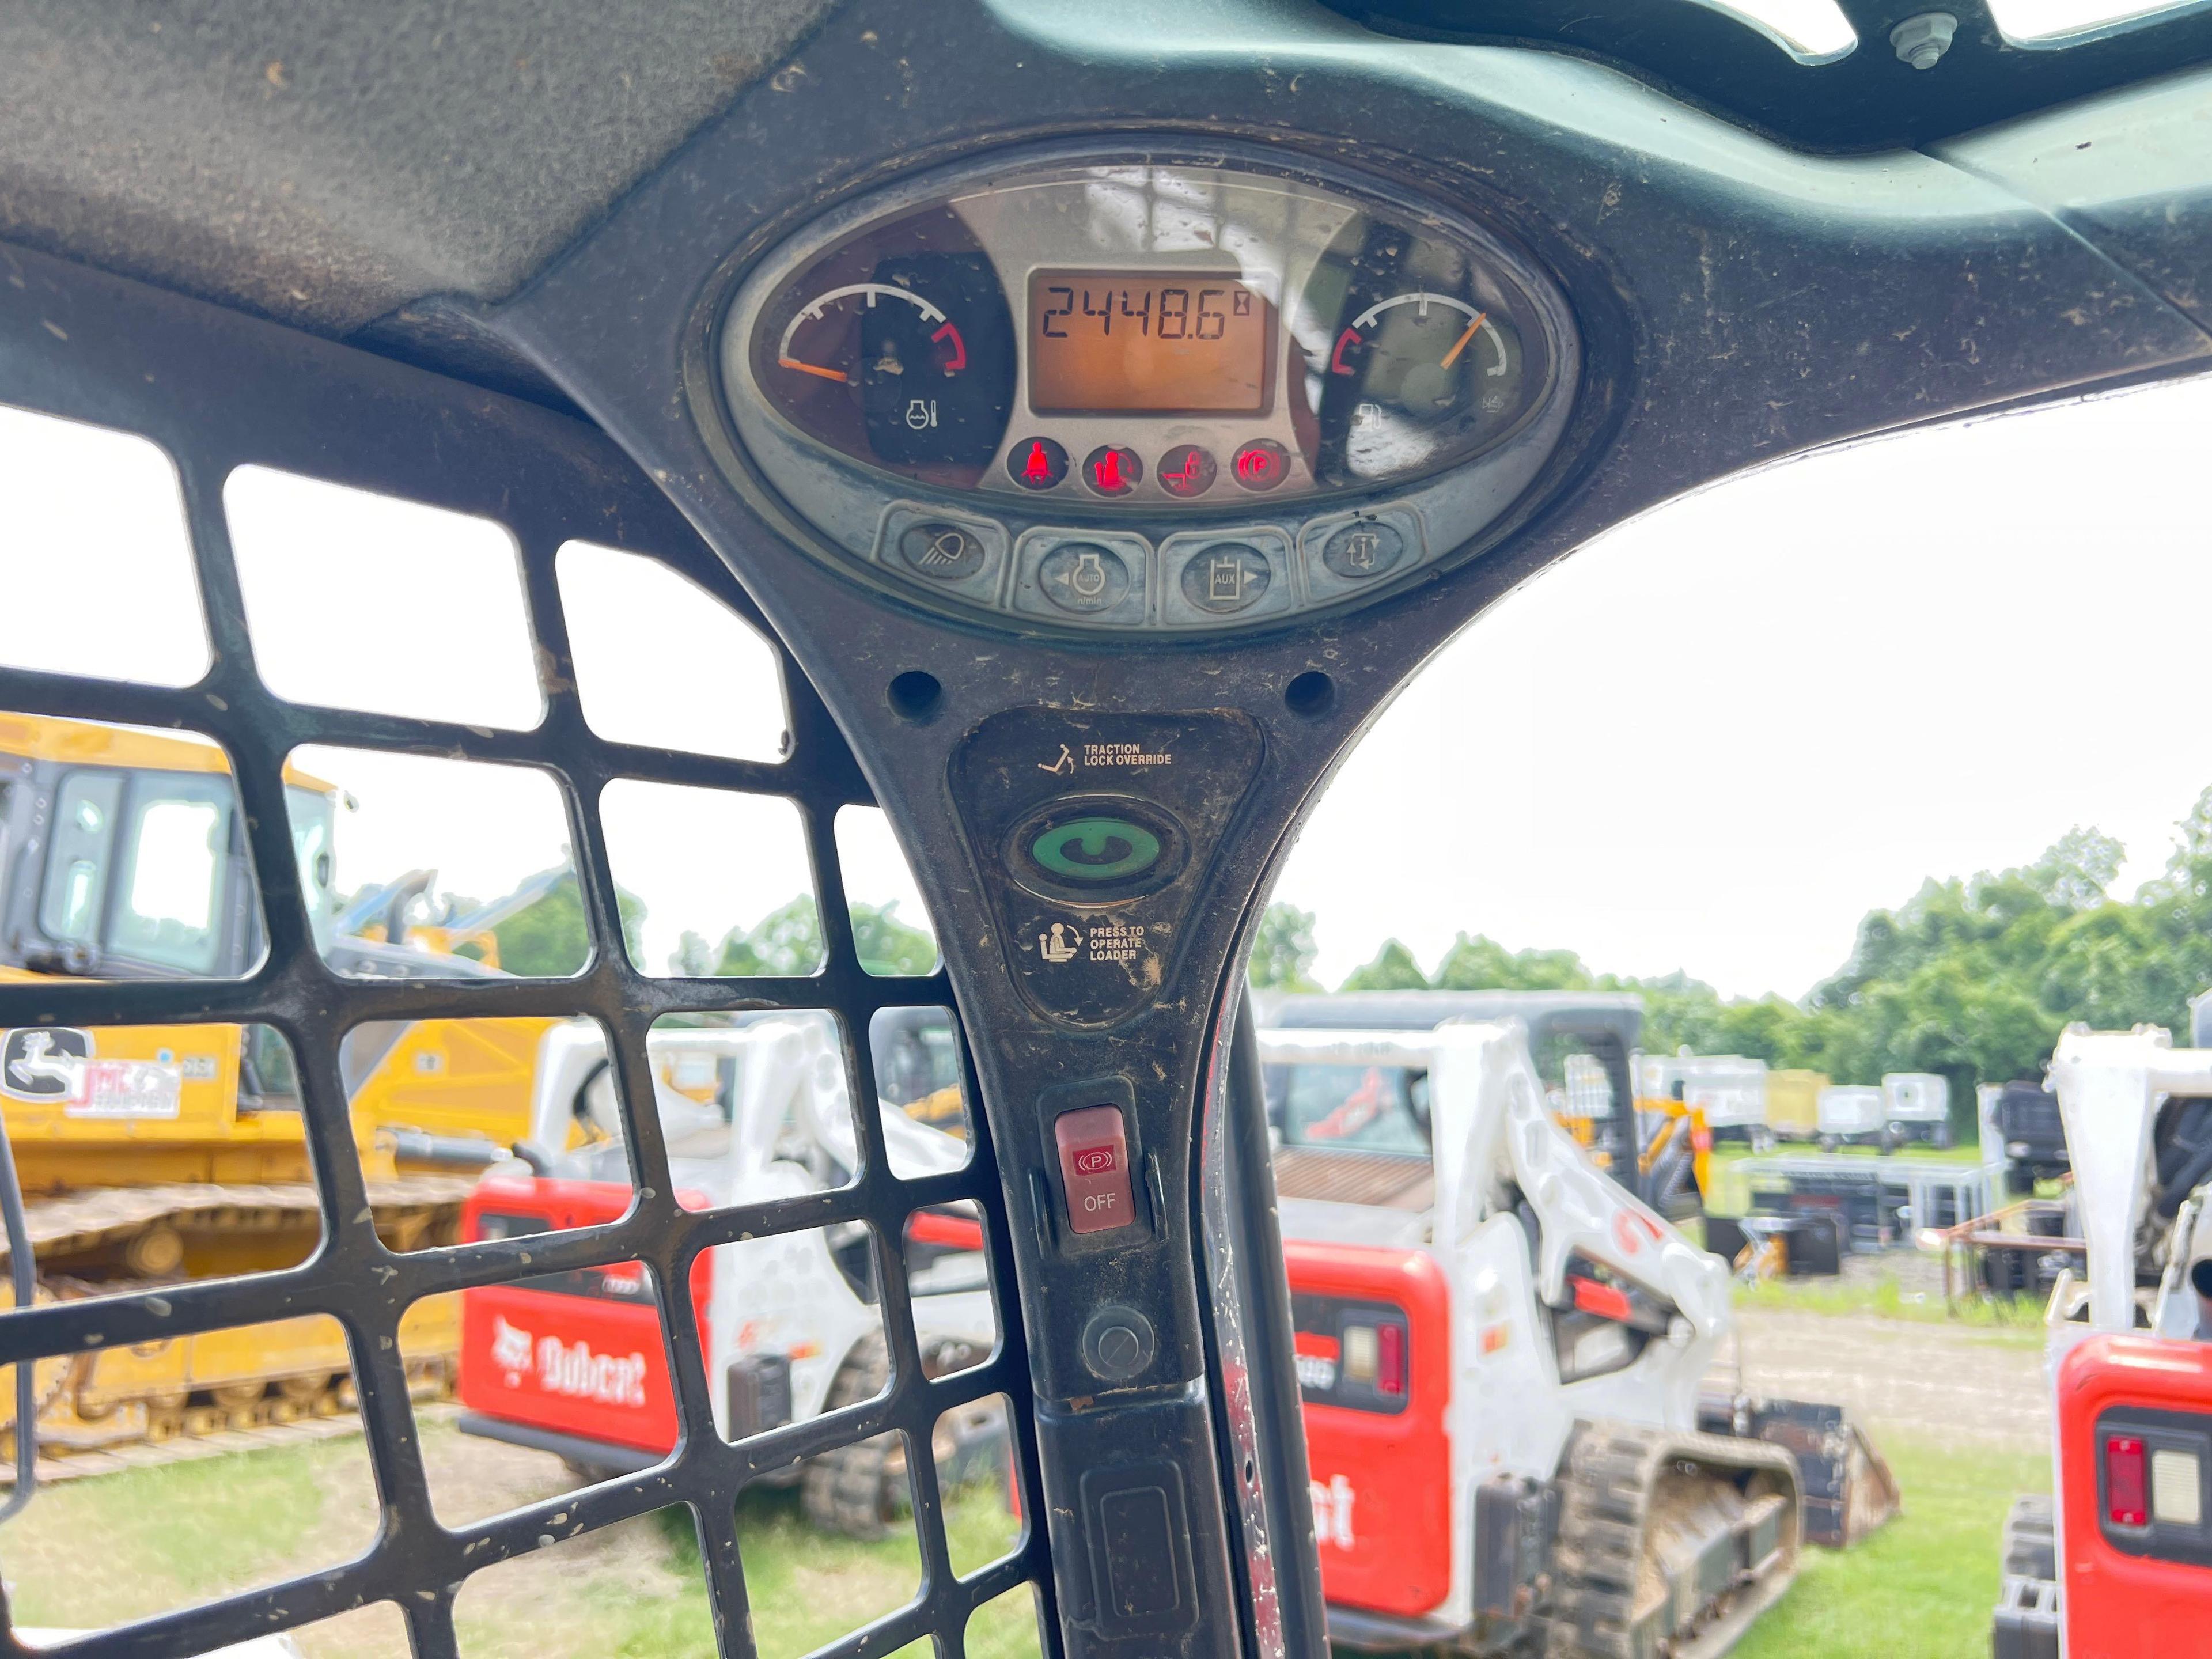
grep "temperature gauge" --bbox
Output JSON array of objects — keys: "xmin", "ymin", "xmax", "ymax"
[{"xmin": 753, "ymin": 246, "xmax": 1016, "ymax": 483}]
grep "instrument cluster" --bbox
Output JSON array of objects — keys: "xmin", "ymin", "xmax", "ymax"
[{"xmin": 714, "ymin": 149, "xmax": 1579, "ymax": 634}]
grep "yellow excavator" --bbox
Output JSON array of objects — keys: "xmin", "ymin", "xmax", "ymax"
[{"xmin": 0, "ymin": 713, "xmax": 557, "ymax": 1466}]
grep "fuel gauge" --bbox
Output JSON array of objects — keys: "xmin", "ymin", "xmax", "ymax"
[
  {"xmin": 1325, "ymin": 292, "xmax": 1516, "ymax": 421},
  {"xmin": 1297, "ymin": 216, "xmax": 1552, "ymax": 489}
]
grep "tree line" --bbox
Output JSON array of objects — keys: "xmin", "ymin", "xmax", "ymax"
[
  {"xmin": 347, "ymin": 874, "xmax": 936, "ymax": 980},
  {"xmin": 1251, "ymin": 787, "xmax": 2212, "ymax": 1127}
]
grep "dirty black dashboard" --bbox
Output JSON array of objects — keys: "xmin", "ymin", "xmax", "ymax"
[{"xmin": 0, "ymin": 2, "xmax": 2209, "ymax": 1657}]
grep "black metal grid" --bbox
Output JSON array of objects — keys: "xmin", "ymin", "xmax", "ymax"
[{"xmin": 0, "ymin": 240, "xmax": 1048, "ymax": 1659}]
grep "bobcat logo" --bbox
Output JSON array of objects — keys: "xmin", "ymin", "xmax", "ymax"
[{"xmin": 490, "ymin": 1315, "xmax": 533, "ymax": 1385}]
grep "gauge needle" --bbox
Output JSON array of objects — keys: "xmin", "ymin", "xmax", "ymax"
[
  {"xmin": 1438, "ymin": 312, "xmax": 1488, "ymax": 369},
  {"xmin": 778, "ymin": 355, "xmax": 851, "ymax": 384}
]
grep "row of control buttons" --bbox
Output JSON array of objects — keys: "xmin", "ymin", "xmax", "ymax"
[
  {"xmin": 1034, "ymin": 539, "xmax": 1282, "ymax": 617},
  {"xmin": 900, "ymin": 517, "xmax": 1404, "ymax": 590},
  {"xmin": 1008, "ymin": 437, "xmax": 1291, "ymax": 498},
  {"xmin": 879, "ymin": 506, "xmax": 1422, "ymax": 627}
]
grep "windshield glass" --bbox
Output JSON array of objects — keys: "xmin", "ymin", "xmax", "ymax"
[
  {"xmin": 1275, "ymin": 1062, "xmax": 1430, "ymax": 1155},
  {"xmin": 286, "ymin": 783, "xmax": 338, "ymax": 950},
  {"xmin": 107, "ymin": 774, "xmax": 233, "ymax": 973}
]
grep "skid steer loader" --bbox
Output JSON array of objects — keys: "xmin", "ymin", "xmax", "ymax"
[
  {"xmin": 456, "ymin": 1013, "xmax": 1006, "ymax": 1539},
  {"xmin": 0, "ymin": 713, "xmax": 560, "ymax": 1465},
  {"xmin": 1259, "ymin": 1009, "xmax": 1897, "ymax": 1656},
  {"xmin": 1988, "ymin": 1006, "xmax": 2212, "ymax": 1657}
]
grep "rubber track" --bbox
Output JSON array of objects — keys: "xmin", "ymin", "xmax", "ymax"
[
  {"xmin": 1544, "ymin": 1423, "xmax": 1800, "ymax": 1659},
  {"xmin": 0, "ymin": 1400, "xmax": 461, "ymax": 1488},
  {"xmin": 0, "ymin": 1176, "xmax": 479, "ymax": 1266}
]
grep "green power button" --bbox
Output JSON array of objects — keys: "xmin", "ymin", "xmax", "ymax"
[{"xmin": 1028, "ymin": 816, "xmax": 1163, "ymax": 883}]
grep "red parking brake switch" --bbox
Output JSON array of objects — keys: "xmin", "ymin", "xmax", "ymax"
[{"xmin": 1054, "ymin": 1105, "xmax": 1135, "ymax": 1234}]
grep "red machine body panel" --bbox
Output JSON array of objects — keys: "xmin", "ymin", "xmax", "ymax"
[
  {"xmin": 2057, "ymin": 1333, "xmax": 2212, "ymax": 1656},
  {"xmin": 1283, "ymin": 1237, "xmax": 1456, "ymax": 1619},
  {"xmin": 457, "ymin": 1177, "xmax": 709, "ymax": 1457}
]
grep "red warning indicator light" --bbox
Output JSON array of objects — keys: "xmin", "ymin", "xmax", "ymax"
[
  {"xmin": 1231, "ymin": 438, "xmax": 1291, "ymax": 492},
  {"xmin": 1157, "ymin": 444, "xmax": 1217, "ymax": 499},
  {"xmin": 1083, "ymin": 444, "xmax": 1142, "ymax": 497},
  {"xmin": 1007, "ymin": 435, "xmax": 1069, "ymax": 491},
  {"xmin": 1071, "ymin": 1145, "xmax": 1118, "ymax": 1177}
]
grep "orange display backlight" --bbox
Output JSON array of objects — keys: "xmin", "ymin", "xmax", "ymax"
[{"xmin": 1028, "ymin": 271, "xmax": 1268, "ymax": 414}]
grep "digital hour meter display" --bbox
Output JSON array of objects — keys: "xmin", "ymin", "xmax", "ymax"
[{"xmin": 1026, "ymin": 271, "xmax": 1270, "ymax": 415}]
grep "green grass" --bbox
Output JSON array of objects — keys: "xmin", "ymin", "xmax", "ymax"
[
  {"xmin": 0, "ymin": 1435, "xmax": 376, "ymax": 1631},
  {"xmin": 1730, "ymin": 1270, "xmax": 2046, "ymax": 1338},
  {"xmin": 1734, "ymin": 1435, "xmax": 2049, "ymax": 1659},
  {"xmin": 0, "ymin": 1436, "xmax": 1035, "ymax": 1659},
  {"xmin": 0, "ymin": 1427, "xmax": 2036, "ymax": 1659}
]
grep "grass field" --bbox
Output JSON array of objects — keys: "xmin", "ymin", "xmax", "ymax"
[
  {"xmin": 1734, "ymin": 1435, "xmax": 2049, "ymax": 1659},
  {"xmin": 1730, "ymin": 1267, "xmax": 2045, "ymax": 1334},
  {"xmin": 0, "ymin": 1422, "xmax": 1041, "ymax": 1659},
  {"xmin": 0, "ymin": 1421, "xmax": 2040, "ymax": 1659}
]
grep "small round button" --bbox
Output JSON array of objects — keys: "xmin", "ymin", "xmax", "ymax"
[
  {"xmin": 1082, "ymin": 445, "xmax": 1143, "ymax": 497},
  {"xmin": 1180, "ymin": 543, "xmax": 1272, "ymax": 614},
  {"xmin": 1157, "ymin": 445, "xmax": 1217, "ymax": 499},
  {"xmin": 1230, "ymin": 438, "xmax": 1291, "ymax": 491},
  {"xmin": 1038, "ymin": 542, "xmax": 1131, "ymax": 614},
  {"xmin": 1008, "ymin": 435, "xmax": 1070, "ymax": 491},
  {"xmin": 1029, "ymin": 816, "xmax": 1164, "ymax": 883},
  {"xmin": 1081, "ymin": 1305, "xmax": 1157, "ymax": 1383},
  {"xmin": 1321, "ymin": 520, "xmax": 1406, "ymax": 581},
  {"xmin": 897, "ymin": 521, "xmax": 988, "ymax": 581}
]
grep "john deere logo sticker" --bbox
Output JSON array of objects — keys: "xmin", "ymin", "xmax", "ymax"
[
  {"xmin": 1, "ymin": 1028, "xmax": 183, "ymax": 1118},
  {"xmin": 2, "ymin": 1028, "xmax": 91, "ymax": 1100}
]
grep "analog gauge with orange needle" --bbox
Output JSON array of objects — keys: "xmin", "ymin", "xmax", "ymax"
[
  {"xmin": 759, "ymin": 256, "xmax": 1017, "ymax": 476},
  {"xmin": 775, "ymin": 282, "xmax": 967, "ymax": 385},
  {"xmin": 1323, "ymin": 290, "xmax": 1514, "ymax": 427}
]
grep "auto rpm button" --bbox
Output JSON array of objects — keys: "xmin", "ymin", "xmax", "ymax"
[{"xmin": 1039, "ymin": 541, "xmax": 1130, "ymax": 613}]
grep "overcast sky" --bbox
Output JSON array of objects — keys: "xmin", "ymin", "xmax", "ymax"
[
  {"xmin": 4, "ymin": 372, "xmax": 2208, "ymax": 995},
  {"xmin": 1276, "ymin": 373, "xmax": 2212, "ymax": 997}
]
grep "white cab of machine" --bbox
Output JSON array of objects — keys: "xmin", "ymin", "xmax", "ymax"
[
  {"xmin": 2046, "ymin": 1024, "xmax": 2212, "ymax": 1340},
  {"xmin": 1264, "ymin": 1021, "xmax": 1730, "ymax": 1632},
  {"xmin": 505, "ymin": 1016, "xmax": 991, "ymax": 1441}
]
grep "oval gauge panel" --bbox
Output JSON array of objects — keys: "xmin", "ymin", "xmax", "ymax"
[{"xmin": 713, "ymin": 146, "xmax": 1581, "ymax": 635}]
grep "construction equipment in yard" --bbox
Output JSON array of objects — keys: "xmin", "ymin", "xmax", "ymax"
[
  {"xmin": 1982, "ymin": 1078, "xmax": 2070, "ymax": 1198},
  {"xmin": 456, "ymin": 1012, "xmax": 1005, "ymax": 1540},
  {"xmin": 1733, "ymin": 1152, "xmax": 1993, "ymax": 1253},
  {"xmin": 1637, "ymin": 1053, "xmax": 1772, "ymax": 1152},
  {"xmin": 1259, "ymin": 1013, "xmax": 1897, "ymax": 1658},
  {"xmin": 1879, "ymin": 1072, "xmax": 1953, "ymax": 1149},
  {"xmin": 1259, "ymin": 989, "xmax": 1711, "ymax": 1220},
  {"xmin": 1813, "ymin": 1084, "xmax": 1885, "ymax": 1152},
  {"xmin": 1986, "ymin": 1019, "xmax": 2212, "ymax": 1658},
  {"xmin": 0, "ymin": 713, "xmax": 562, "ymax": 1467},
  {"xmin": 1762, "ymin": 1070, "xmax": 1826, "ymax": 1143}
]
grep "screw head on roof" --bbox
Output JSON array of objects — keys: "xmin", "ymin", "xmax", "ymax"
[{"xmin": 1891, "ymin": 11, "xmax": 1959, "ymax": 69}]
